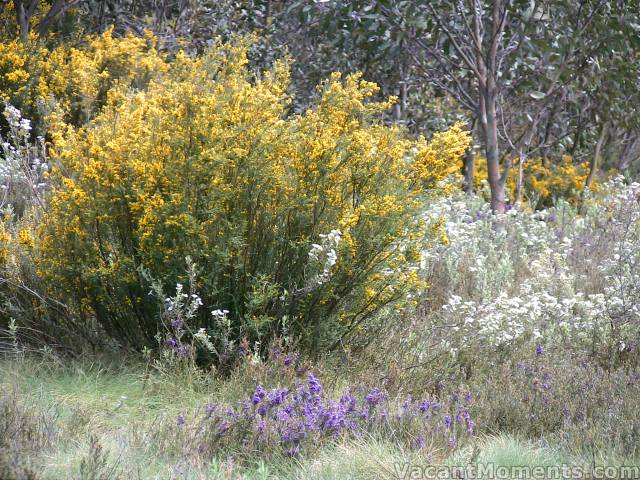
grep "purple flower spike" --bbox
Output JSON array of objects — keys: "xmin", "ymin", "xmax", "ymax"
[
  {"xmin": 365, "ymin": 387, "xmax": 386, "ymax": 406},
  {"xmin": 176, "ymin": 345, "xmax": 189, "ymax": 357},
  {"xmin": 217, "ymin": 422, "xmax": 229, "ymax": 437},
  {"xmin": 252, "ymin": 385, "xmax": 266, "ymax": 405},
  {"xmin": 308, "ymin": 374, "xmax": 322, "ymax": 395},
  {"xmin": 286, "ymin": 446, "xmax": 300, "ymax": 457},
  {"xmin": 176, "ymin": 414, "xmax": 185, "ymax": 427},
  {"xmin": 466, "ymin": 419, "xmax": 476, "ymax": 435},
  {"xmin": 444, "ymin": 415, "xmax": 452, "ymax": 429},
  {"xmin": 536, "ymin": 344, "xmax": 544, "ymax": 356}
]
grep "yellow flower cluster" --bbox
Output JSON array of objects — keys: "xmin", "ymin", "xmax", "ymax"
[
  {"xmin": 526, "ymin": 156, "xmax": 594, "ymax": 204},
  {"xmin": 0, "ymin": 37, "xmax": 41, "ymax": 102},
  {"xmin": 0, "ymin": 223, "xmax": 10, "ymax": 264},
  {"xmin": 413, "ymin": 122, "xmax": 471, "ymax": 192},
  {"xmin": 474, "ymin": 155, "xmax": 594, "ymax": 207},
  {"xmin": 0, "ymin": 27, "xmax": 168, "ymax": 128},
  {"xmin": 0, "ymin": 209, "xmax": 38, "ymax": 277}
]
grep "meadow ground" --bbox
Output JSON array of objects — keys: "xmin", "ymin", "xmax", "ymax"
[
  {"xmin": 1, "ymin": 353, "xmax": 638, "ymax": 480},
  {"xmin": 2, "ymin": 185, "xmax": 640, "ymax": 479}
]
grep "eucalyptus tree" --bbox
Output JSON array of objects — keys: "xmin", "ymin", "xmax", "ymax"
[
  {"xmin": 379, "ymin": 0, "xmax": 630, "ymax": 211},
  {"xmin": 289, "ymin": 0, "xmax": 638, "ymax": 211}
]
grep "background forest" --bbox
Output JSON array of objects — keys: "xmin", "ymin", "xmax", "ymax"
[{"xmin": 1, "ymin": 1, "xmax": 640, "ymax": 479}]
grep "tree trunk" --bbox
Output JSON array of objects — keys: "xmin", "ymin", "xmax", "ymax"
[
  {"xmin": 463, "ymin": 146, "xmax": 476, "ymax": 194},
  {"xmin": 581, "ymin": 121, "xmax": 609, "ymax": 211},
  {"xmin": 617, "ymin": 133, "xmax": 639, "ymax": 172},
  {"xmin": 515, "ymin": 150, "xmax": 526, "ymax": 207},
  {"xmin": 37, "ymin": 0, "xmax": 74, "ymax": 38},
  {"xmin": 15, "ymin": 0, "xmax": 30, "ymax": 42},
  {"xmin": 393, "ymin": 58, "xmax": 407, "ymax": 124},
  {"xmin": 484, "ymin": 94, "xmax": 506, "ymax": 213},
  {"xmin": 462, "ymin": 118, "xmax": 477, "ymax": 194}
]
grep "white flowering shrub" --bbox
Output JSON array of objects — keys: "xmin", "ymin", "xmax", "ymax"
[
  {"xmin": 0, "ymin": 104, "xmax": 48, "ymax": 214},
  {"xmin": 410, "ymin": 178, "xmax": 640, "ymax": 366}
]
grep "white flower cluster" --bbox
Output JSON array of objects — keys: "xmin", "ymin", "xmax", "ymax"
[
  {"xmin": 194, "ymin": 327, "xmax": 215, "ymax": 352},
  {"xmin": 0, "ymin": 104, "xmax": 48, "ymax": 209},
  {"xmin": 4, "ymin": 104, "xmax": 31, "ymax": 135},
  {"xmin": 308, "ymin": 229, "xmax": 342, "ymax": 285},
  {"xmin": 164, "ymin": 282, "xmax": 203, "ymax": 320},
  {"xmin": 417, "ymin": 178, "xmax": 640, "ymax": 355}
]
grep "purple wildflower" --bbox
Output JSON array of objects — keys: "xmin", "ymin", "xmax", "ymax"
[
  {"xmin": 270, "ymin": 344, "xmax": 282, "ymax": 359},
  {"xmin": 365, "ymin": 387, "xmax": 386, "ymax": 406},
  {"xmin": 175, "ymin": 345, "xmax": 189, "ymax": 357},
  {"xmin": 252, "ymin": 385, "xmax": 266, "ymax": 405},
  {"xmin": 176, "ymin": 414, "xmax": 185, "ymax": 427},
  {"xmin": 308, "ymin": 374, "xmax": 322, "ymax": 395},
  {"xmin": 536, "ymin": 344, "xmax": 544, "ymax": 356},
  {"xmin": 340, "ymin": 392, "xmax": 357, "ymax": 413},
  {"xmin": 466, "ymin": 419, "xmax": 476, "ymax": 435},
  {"xmin": 271, "ymin": 388, "xmax": 289, "ymax": 406},
  {"xmin": 217, "ymin": 422, "xmax": 229, "ymax": 437},
  {"xmin": 360, "ymin": 406, "xmax": 370, "ymax": 421},
  {"xmin": 286, "ymin": 446, "xmax": 300, "ymax": 457},
  {"xmin": 444, "ymin": 415, "xmax": 452, "ymax": 429}
]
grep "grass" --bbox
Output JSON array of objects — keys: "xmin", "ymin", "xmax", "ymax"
[
  {"xmin": 1, "ymin": 357, "xmax": 212, "ymax": 479},
  {"xmin": 1, "ymin": 355, "xmax": 639, "ymax": 479}
]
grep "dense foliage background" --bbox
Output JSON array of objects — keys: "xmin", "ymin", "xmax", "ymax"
[{"xmin": 0, "ymin": 2, "xmax": 639, "ymax": 478}]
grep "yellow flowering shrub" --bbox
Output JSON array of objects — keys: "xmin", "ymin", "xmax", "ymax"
[
  {"xmin": 525, "ymin": 156, "xmax": 594, "ymax": 205},
  {"xmin": 0, "ymin": 27, "xmax": 168, "ymax": 130},
  {"xmin": 0, "ymin": 37, "xmax": 43, "ymax": 105},
  {"xmin": 413, "ymin": 122, "xmax": 471, "ymax": 193},
  {"xmin": 0, "ymin": 222, "xmax": 10, "ymax": 265},
  {"xmin": 474, "ymin": 155, "xmax": 593, "ymax": 207},
  {"xmin": 0, "ymin": 209, "xmax": 44, "ymax": 331},
  {"xmin": 32, "ymin": 38, "xmax": 469, "ymax": 349}
]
